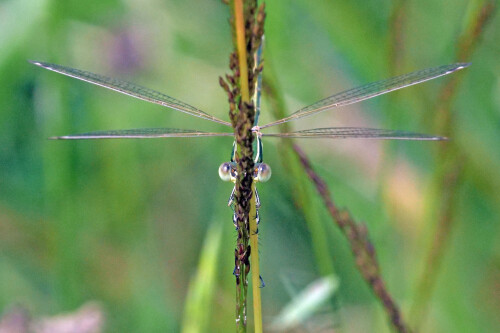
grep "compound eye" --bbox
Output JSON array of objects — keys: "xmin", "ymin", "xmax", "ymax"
[
  {"xmin": 257, "ymin": 163, "xmax": 271, "ymax": 182},
  {"xmin": 219, "ymin": 162, "xmax": 232, "ymax": 182}
]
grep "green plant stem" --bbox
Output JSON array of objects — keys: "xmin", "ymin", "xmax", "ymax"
[
  {"xmin": 234, "ymin": 0, "xmax": 250, "ymax": 104},
  {"xmin": 262, "ymin": 68, "xmax": 336, "ymax": 278},
  {"xmin": 249, "ymin": 183, "xmax": 262, "ymax": 333}
]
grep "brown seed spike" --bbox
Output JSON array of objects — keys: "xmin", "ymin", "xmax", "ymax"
[
  {"xmin": 226, "ymin": 73, "xmax": 236, "ymax": 87},
  {"xmin": 219, "ymin": 76, "xmax": 230, "ymax": 93}
]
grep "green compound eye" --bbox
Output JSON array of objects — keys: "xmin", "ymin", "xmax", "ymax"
[
  {"xmin": 218, "ymin": 162, "xmax": 233, "ymax": 182},
  {"xmin": 257, "ymin": 163, "xmax": 271, "ymax": 183}
]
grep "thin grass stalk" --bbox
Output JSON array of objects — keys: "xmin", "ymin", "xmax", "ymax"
[
  {"xmin": 377, "ymin": 0, "xmax": 409, "ymax": 244},
  {"xmin": 263, "ymin": 74, "xmax": 411, "ymax": 333},
  {"xmin": 293, "ymin": 145, "xmax": 411, "ymax": 333},
  {"xmin": 379, "ymin": 0, "xmax": 408, "ymax": 171},
  {"xmin": 249, "ymin": 183, "xmax": 262, "ymax": 333},
  {"xmin": 388, "ymin": 0, "xmax": 407, "ymax": 75},
  {"xmin": 410, "ymin": 2, "xmax": 497, "ymax": 330},
  {"xmin": 262, "ymin": 70, "xmax": 337, "ymax": 278},
  {"xmin": 234, "ymin": 0, "xmax": 250, "ymax": 103}
]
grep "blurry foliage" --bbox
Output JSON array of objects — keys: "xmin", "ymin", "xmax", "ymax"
[{"xmin": 0, "ymin": 0, "xmax": 498, "ymax": 332}]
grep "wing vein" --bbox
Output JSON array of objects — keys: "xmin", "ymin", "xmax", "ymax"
[
  {"xmin": 260, "ymin": 63, "xmax": 470, "ymax": 129},
  {"xmin": 49, "ymin": 128, "xmax": 234, "ymax": 140},
  {"xmin": 262, "ymin": 127, "xmax": 446, "ymax": 140},
  {"xmin": 30, "ymin": 61, "xmax": 232, "ymax": 127}
]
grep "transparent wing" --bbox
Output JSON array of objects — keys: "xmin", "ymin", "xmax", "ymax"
[
  {"xmin": 262, "ymin": 127, "xmax": 446, "ymax": 140},
  {"xmin": 30, "ymin": 61, "xmax": 232, "ymax": 127},
  {"xmin": 260, "ymin": 63, "xmax": 470, "ymax": 129},
  {"xmin": 49, "ymin": 128, "xmax": 234, "ymax": 140}
]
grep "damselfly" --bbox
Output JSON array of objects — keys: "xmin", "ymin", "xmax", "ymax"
[{"xmin": 30, "ymin": 51, "xmax": 469, "ymax": 228}]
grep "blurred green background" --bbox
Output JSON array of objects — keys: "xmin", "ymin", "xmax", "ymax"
[{"xmin": 0, "ymin": 0, "xmax": 498, "ymax": 332}]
